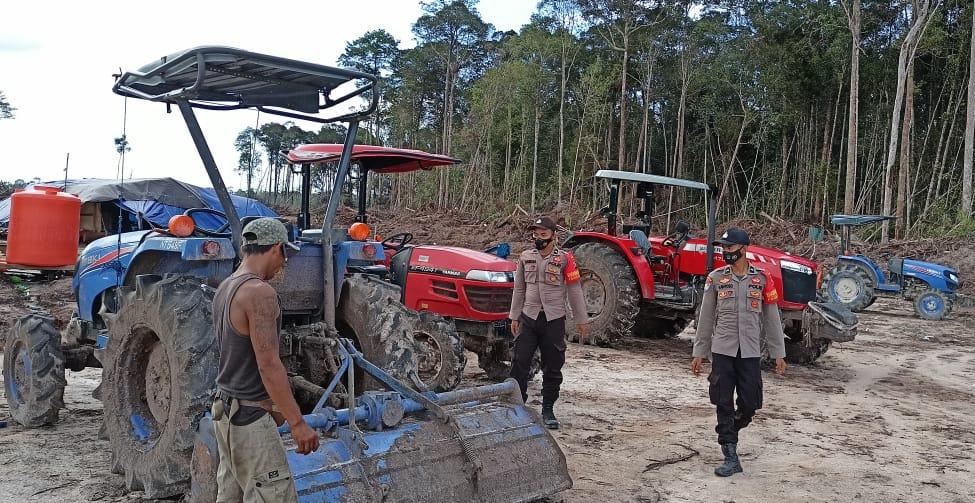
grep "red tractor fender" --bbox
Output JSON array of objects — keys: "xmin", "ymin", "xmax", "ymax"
[{"xmin": 563, "ymin": 232, "xmax": 656, "ymax": 300}]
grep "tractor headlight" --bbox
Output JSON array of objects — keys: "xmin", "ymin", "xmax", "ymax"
[
  {"xmin": 466, "ymin": 270, "xmax": 514, "ymax": 283},
  {"xmin": 780, "ymin": 260, "xmax": 814, "ymax": 276},
  {"xmin": 944, "ymin": 271, "xmax": 959, "ymax": 284}
]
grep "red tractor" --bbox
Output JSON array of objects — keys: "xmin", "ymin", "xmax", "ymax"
[
  {"xmin": 564, "ymin": 170, "xmax": 858, "ymax": 363},
  {"xmin": 285, "ymin": 144, "xmax": 521, "ymax": 379}
]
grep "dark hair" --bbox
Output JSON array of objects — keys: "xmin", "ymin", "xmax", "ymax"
[{"xmin": 242, "ymin": 243, "xmax": 276, "ymax": 256}]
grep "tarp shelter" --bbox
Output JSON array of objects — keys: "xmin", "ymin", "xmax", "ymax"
[{"xmin": 0, "ymin": 178, "xmax": 276, "ymax": 241}]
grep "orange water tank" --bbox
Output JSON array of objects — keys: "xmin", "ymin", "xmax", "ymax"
[{"xmin": 7, "ymin": 186, "xmax": 81, "ymax": 267}]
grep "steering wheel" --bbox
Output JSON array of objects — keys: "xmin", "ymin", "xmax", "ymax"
[
  {"xmin": 381, "ymin": 232, "xmax": 414, "ymax": 251},
  {"xmin": 662, "ymin": 221, "xmax": 691, "ymax": 249},
  {"xmin": 183, "ymin": 208, "xmax": 232, "ymax": 238}
]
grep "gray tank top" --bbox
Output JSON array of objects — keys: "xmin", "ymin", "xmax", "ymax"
[{"xmin": 214, "ymin": 272, "xmax": 275, "ymax": 406}]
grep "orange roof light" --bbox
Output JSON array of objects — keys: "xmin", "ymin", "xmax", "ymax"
[
  {"xmin": 168, "ymin": 215, "xmax": 196, "ymax": 237},
  {"xmin": 349, "ymin": 222, "xmax": 370, "ymax": 241}
]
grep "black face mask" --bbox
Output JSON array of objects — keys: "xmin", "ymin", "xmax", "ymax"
[
  {"xmin": 722, "ymin": 248, "xmax": 744, "ymax": 265},
  {"xmin": 534, "ymin": 237, "xmax": 553, "ymax": 250}
]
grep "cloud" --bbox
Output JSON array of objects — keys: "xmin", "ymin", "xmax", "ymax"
[{"xmin": 0, "ymin": 37, "xmax": 40, "ymax": 52}]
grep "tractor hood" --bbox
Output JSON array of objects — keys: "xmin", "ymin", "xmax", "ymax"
[
  {"xmin": 677, "ymin": 238, "xmax": 818, "ymax": 272},
  {"xmin": 408, "ymin": 245, "xmax": 516, "ymax": 278},
  {"xmin": 903, "ymin": 259, "xmax": 960, "ymax": 285}
]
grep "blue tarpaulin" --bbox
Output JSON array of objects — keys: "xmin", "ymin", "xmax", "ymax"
[{"xmin": 0, "ymin": 178, "xmax": 276, "ymax": 231}]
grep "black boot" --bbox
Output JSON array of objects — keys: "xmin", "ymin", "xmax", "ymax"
[
  {"xmin": 541, "ymin": 402, "xmax": 560, "ymax": 430},
  {"xmin": 714, "ymin": 443, "xmax": 743, "ymax": 477}
]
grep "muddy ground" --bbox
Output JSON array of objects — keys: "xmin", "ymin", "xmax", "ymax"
[{"xmin": 1, "ymin": 296, "xmax": 972, "ymax": 502}]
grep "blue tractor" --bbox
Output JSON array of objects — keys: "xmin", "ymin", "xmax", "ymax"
[
  {"xmin": 820, "ymin": 214, "xmax": 962, "ymax": 320},
  {"xmin": 2, "ymin": 47, "xmax": 569, "ymax": 502}
]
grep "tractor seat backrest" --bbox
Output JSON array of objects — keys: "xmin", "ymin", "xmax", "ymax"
[
  {"xmin": 889, "ymin": 257, "xmax": 904, "ymax": 277},
  {"xmin": 389, "ymin": 247, "xmax": 413, "ymax": 292},
  {"xmin": 629, "ymin": 229, "xmax": 650, "ymax": 254}
]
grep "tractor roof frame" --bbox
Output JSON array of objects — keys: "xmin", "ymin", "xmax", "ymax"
[
  {"xmin": 114, "ymin": 46, "xmax": 379, "ymax": 333},
  {"xmin": 594, "ymin": 170, "xmax": 718, "ymax": 273},
  {"xmin": 113, "ymin": 46, "xmax": 378, "ymax": 252}
]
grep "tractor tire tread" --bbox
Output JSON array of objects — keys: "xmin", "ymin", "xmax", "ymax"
[
  {"xmin": 568, "ymin": 242, "xmax": 640, "ymax": 346},
  {"xmin": 2, "ymin": 313, "xmax": 66, "ymax": 427}
]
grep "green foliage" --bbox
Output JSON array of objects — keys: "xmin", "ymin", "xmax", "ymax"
[{"xmin": 0, "ymin": 91, "xmax": 14, "ymax": 120}]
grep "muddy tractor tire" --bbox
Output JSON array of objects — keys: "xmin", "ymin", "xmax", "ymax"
[
  {"xmin": 913, "ymin": 288, "xmax": 951, "ymax": 321},
  {"xmin": 477, "ymin": 341, "xmax": 541, "ymax": 382},
  {"xmin": 783, "ymin": 338, "xmax": 831, "ymax": 365},
  {"xmin": 821, "ymin": 264, "xmax": 875, "ymax": 312},
  {"xmin": 99, "ymin": 274, "xmax": 217, "ymax": 499},
  {"xmin": 567, "ymin": 242, "xmax": 640, "ymax": 346},
  {"xmin": 411, "ymin": 312, "xmax": 467, "ymax": 392},
  {"xmin": 338, "ymin": 274, "xmax": 465, "ymax": 392},
  {"xmin": 633, "ymin": 310, "xmax": 691, "ymax": 339},
  {"xmin": 2, "ymin": 314, "xmax": 66, "ymax": 428}
]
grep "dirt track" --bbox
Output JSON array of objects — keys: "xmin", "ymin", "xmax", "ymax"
[{"xmin": 1, "ymin": 297, "xmax": 973, "ymax": 502}]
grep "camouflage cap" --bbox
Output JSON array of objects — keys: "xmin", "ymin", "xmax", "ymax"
[{"xmin": 242, "ymin": 218, "xmax": 299, "ymax": 250}]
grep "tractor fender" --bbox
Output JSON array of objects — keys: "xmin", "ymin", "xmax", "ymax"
[
  {"xmin": 563, "ymin": 232, "xmax": 655, "ymax": 300},
  {"xmin": 837, "ymin": 255, "xmax": 884, "ymax": 285},
  {"xmin": 122, "ymin": 237, "xmax": 235, "ymax": 287},
  {"xmin": 901, "ymin": 259, "xmax": 954, "ymax": 293}
]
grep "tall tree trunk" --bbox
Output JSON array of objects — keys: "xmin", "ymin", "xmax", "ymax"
[
  {"xmin": 531, "ymin": 101, "xmax": 541, "ymax": 214},
  {"xmin": 558, "ymin": 48, "xmax": 567, "ymax": 203},
  {"xmin": 881, "ymin": 0, "xmax": 934, "ymax": 242},
  {"xmin": 896, "ymin": 68, "xmax": 914, "ymax": 238},
  {"xmin": 618, "ymin": 32, "xmax": 629, "ymax": 170},
  {"xmin": 842, "ymin": 0, "xmax": 861, "ymax": 214},
  {"xmin": 963, "ymin": 4, "xmax": 975, "ymax": 217}
]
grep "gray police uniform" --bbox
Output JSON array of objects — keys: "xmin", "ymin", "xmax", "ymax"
[
  {"xmin": 509, "ymin": 247, "xmax": 588, "ymax": 404},
  {"xmin": 693, "ymin": 265, "xmax": 786, "ymax": 445}
]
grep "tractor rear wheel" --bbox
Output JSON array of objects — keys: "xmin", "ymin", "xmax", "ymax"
[
  {"xmin": 338, "ymin": 274, "xmax": 465, "ymax": 392},
  {"xmin": 783, "ymin": 338, "xmax": 831, "ymax": 365},
  {"xmin": 913, "ymin": 288, "xmax": 951, "ymax": 321},
  {"xmin": 2, "ymin": 313, "xmax": 66, "ymax": 427},
  {"xmin": 411, "ymin": 312, "xmax": 466, "ymax": 392},
  {"xmin": 821, "ymin": 264, "xmax": 875, "ymax": 312},
  {"xmin": 99, "ymin": 274, "xmax": 216, "ymax": 499},
  {"xmin": 567, "ymin": 242, "xmax": 640, "ymax": 346}
]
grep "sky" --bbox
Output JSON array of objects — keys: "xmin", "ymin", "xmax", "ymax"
[{"xmin": 0, "ymin": 0, "xmax": 536, "ymax": 190}]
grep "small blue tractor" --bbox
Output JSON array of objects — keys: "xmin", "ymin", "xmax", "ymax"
[
  {"xmin": 820, "ymin": 214, "xmax": 962, "ymax": 320},
  {"xmin": 2, "ymin": 47, "xmax": 569, "ymax": 501}
]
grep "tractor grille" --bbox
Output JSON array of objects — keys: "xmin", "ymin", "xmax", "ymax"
[
  {"xmin": 464, "ymin": 285, "xmax": 513, "ymax": 314},
  {"xmin": 781, "ymin": 267, "xmax": 817, "ymax": 304}
]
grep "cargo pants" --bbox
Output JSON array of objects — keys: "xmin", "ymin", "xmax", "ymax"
[
  {"xmin": 510, "ymin": 311, "xmax": 566, "ymax": 404},
  {"xmin": 214, "ymin": 400, "xmax": 298, "ymax": 503},
  {"xmin": 708, "ymin": 352, "xmax": 763, "ymax": 445}
]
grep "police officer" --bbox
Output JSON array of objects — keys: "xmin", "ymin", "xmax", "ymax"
[
  {"xmin": 691, "ymin": 227, "xmax": 786, "ymax": 477},
  {"xmin": 509, "ymin": 216, "xmax": 589, "ymax": 429}
]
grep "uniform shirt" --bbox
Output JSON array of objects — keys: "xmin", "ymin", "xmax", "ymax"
[
  {"xmin": 693, "ymin": 265, "xmax": 787, "ymax": 359},
  {"xmin": 509, "ymin": 248, "xmax": 589, "ymax": 323}
]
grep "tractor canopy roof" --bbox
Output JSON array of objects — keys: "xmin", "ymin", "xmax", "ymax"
[
  {"xmin": 285, "ymin": 144, "xmax": 461, "ymax": 173},
  {"xmin": 113, "ymin": 46, "xmax": 377, "ymax": 123},
  {"xmin": 830, "ymin": 214, "xmax": 896, "ymax": 227},
  {"xmin": 595, "ymin": 170, "xmax": 713, "ymax": 193}
]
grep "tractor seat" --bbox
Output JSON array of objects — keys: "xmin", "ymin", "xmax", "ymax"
[
  {"xmin": 888, "ymin": 257, "xmax": 904, "ymax": 277},
  {"xmin": 389, "ymin": 247, "xmax": 413, "ymax": 291},
  {"xmin": 347, "ymin": 265, "xmax": 389, "ymax": 276},
  {"xmin": 629, "ymin": 229, "xmax": 651, "ymax": 254}
]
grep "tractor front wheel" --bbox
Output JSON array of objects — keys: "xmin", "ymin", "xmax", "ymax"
[
  {"xmin": 411, "ymin": 312, "xmax": 467, "ymax": 392},
  {"xmin": 99, "ymin": 274, "xmax": 216, "ymax": 499},
  {"xmin": 477, "ymin": 341, "xmax": 540, "ymax": 382},
  {"xmin": 567, "ymin": 242, "xmax": 640, "ymax": 346},
  {"xmin": 821, "ymin": 265, "xmax": 876, "ymax": 312},
  {"xmin": 913, "ymin": 289, "xmax": 951, "ymax": 321},
  {"xmin": 633, "ymin": 310, "xmax": 691, "ymax": 339},
  {"xmin": 2, "ymin": 314, "xmax": 66, "ymax": 427}
]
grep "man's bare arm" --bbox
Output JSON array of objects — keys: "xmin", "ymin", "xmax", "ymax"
[{"xmin": 245, "ymin": 283, "xmax": 304, "ymax": 427}]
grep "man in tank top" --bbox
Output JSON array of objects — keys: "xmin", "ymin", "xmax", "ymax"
[{"xmin": 210, "ymin": 218, "xmax": 317, "ymax": 502}]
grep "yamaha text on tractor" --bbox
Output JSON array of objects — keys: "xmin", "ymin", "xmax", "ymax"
[
  {"xmin": 563, "ymin": 170, "xmax": 858, "ymax": 364},
  {"xmin": 820, "ymin": 214, "xmax": 968, "ymax": 320},
  {"xmin": 1, "ymin": 46, "xmax": 570, "ymax": 502}
]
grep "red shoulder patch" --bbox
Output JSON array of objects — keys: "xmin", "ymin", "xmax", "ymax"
[
  {"xmin": 563, "ymin": 252, "xmax": 581, "ymax": 284},
  {"xmin": 762, "ymin": 270, "xmax": 779, "ymax": 304}
]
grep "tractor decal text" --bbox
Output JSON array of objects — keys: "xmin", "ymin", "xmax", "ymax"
[{"xmin": 409, "ymin": 265, "xmax": 464, "ymax": 277}]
